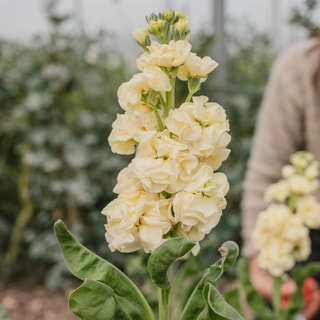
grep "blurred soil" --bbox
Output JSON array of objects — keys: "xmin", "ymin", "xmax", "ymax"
[{"xmin": 0, "ymin": 285, "xmax": 79, "ymax": 320}]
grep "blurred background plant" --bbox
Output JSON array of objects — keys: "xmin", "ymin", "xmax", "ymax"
[
  {"xmin": 0, "ymin": 0, "xmax": 318, "ymax": 304},
  {"xmin": 0, "ymin": 1, "xmax": 131, "ymax": 288}
]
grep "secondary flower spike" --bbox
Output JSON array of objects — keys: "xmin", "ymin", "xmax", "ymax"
[{"xmin": 252, "ymin": 151, "xmax": 320, "ymax": 276}]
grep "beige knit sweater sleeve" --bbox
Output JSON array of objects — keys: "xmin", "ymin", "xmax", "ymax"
[{"xmin": 241, "ymin": 41, "xmax": 311, "ymax": 256}]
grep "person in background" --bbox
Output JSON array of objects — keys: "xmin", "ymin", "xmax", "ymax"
[{"xmin": 241, "ymin": 33, "xmax": 320, "ymax": 319}]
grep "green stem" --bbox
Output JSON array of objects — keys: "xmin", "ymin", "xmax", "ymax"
[
  {"xmin": 165, "ymin": 77, "xmax": 176, "ymax": 117},
  {"xmin": 159, "ymin": 288, "xmax": 170, "ymax": 320},
  {"xmin": 185, "ymin": 91, "xmax": 193, "ymax": 103},
  {"xmin": 288, "ymin": 192, "xmax": 298, "ymax": 213},
  {"xmin": 273, "ymin": 276, "xmax": 282, "ymax": 320},
  {"xmin": 151, "ymin": 104, "xmax": 165, "ymax": 131}
]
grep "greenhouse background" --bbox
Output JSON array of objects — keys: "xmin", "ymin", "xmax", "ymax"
[{"xmin": 0, "ymin": 0, "xmax": 319, "ymax": 319}]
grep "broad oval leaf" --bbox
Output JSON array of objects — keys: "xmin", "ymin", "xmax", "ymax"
[
  {"xmin": 54, "ymin": 220, "xmax": 154, "ymax": 320},
  {"xmin": 70, "ymin": 279, "xmax": 132, "ymax": 320},
  {"xmin": 148, "ymin": 237, "xmax": 196, "ymax": 289},
  {"xmin": 69, "ymin": 279, "xmax": 116, "ymax": 320},
  {"xmin": 203, "ymin": 283, "xmax": 246, "ymax": 320}
]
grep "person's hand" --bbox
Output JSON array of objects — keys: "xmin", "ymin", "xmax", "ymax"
[
  {"xmin": 249, "ymin": 255, "xmax": 295, "ymax": 303},
  {"xmin": 249, "ymin": 256, "xmax": 320, "ymax": 319},
  {"xmin": 301, "ymin": 277, "xmax": 320, "ymax": 320}
]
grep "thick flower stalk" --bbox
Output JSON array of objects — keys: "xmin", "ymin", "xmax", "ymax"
[
  {"xmin": 253, "ymin": 151, "xmax": 320, "ymax": 277},
  {"xmin": 102, "ymin": 10, "xmax": 230, "ymax": 257}
]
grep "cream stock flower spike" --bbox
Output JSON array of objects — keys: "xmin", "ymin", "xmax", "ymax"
[
  {"xmin": 55, "ymin": 10, "xmax": 244, "ymax": 320},
  {"xmin": 104, "ymin": 10, "xmax": 229, "ymax": 255}
]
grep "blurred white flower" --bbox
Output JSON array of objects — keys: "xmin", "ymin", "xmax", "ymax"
[
  {"xmin": 296, "ymin": 195, "xmax": 320, "ymax": 229},
  {"xmin": 252, "ymin": 204, "xmax": 310, "ymax": 276}
]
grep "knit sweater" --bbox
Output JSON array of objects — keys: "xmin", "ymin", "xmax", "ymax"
[{"xmin": 241, "ymin": 36, "xmax": 320, "ymax": 257}]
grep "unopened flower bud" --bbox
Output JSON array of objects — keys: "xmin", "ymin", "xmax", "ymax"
[
  {"xmin": 164, "ymin": 10, "xmax": 174, "ymax": 23},
  {"xmin": 148, "ymin": 19, "xmax": 165, "ymax": 36},
  {"xmin": 132, "ymin": 28, "xmax": 150, "ymax": 45},
  {"xmin": 174, "ymin": 17, "xmax": 190, "ymax": 33},
  {"xmin": 175, "ymin": 11, "xmax": 186, "ymax": 19}
]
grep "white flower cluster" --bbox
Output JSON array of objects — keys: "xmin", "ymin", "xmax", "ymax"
[
  {"xmin": 253, "ymin": 151, "xmax": 320, "ymax": 276},
  {"xmin": 101, "ymin": 11, "xmax": 230, "ymax": 254}
]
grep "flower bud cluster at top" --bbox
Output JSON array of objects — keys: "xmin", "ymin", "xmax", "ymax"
[
  {"xmin": 102, "ymin": 10, "xmax": 230, "ymax": 255},
  {"xmin": 252, "ymin": 151, "xmax": 320, "ymax": 276}
]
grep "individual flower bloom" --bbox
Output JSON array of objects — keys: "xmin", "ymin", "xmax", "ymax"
[
  {"xmin": 296, "ymin": 195, "xmax": 320, "ymax": 229},
  {"xmin": 202, "ymin": 148, "xmax": 231, "ymax": 171},
  {"xmin": 128, "ymin": 155, "xmax": 182, "ymax": 194},
  {"xmin": 101, "ymin": 191, "xmax": 144, "ymax": 252},
  {"xmin": 136, "ymin": 40, "xmax": 192, "ymax": 70},
  {"xmin": 113, "ymin": 167, "xmax": 143, "ymax": 195},
  {"xmin": 117, "ymin": 73, "xmax": 149, "ymax": 109},
  {"xmin": 183, "ymin": 163, "xmax": 229, "ymax": 201},
  {"xmin": 132, "ymin": 28, "xmax": 150, "ymax": 46},
  {"xmin": 177, "ymin": 52, "xmax": 218, "ymax": 81},
  {"xmin": 282, "ymin": 165, "xmax": 295, "ymax": 179},
  {"xmin": 134, "ymin": 130, "xmax": 198, "ymax": 191},
  {"xmin": 264, "ymin": 180, "xmax": 289, "ymax": 203},
  {"xmin": 171, "ymin": 190, "xmax": 223, "ymax": 242},
  {"xmin": 142, "ymin": 66, "xmax": 172, "ymax": 92},
  {"xmin": 102, "ymin": 191, "xmax": 172, "ymax": 253},
  {"xmin": 165, "ymin": 96, "xmax": 230, "ymax": 158},
  {"xmin": 108, "ymin": 110, "xmax": 158, "ymax": 155},
  {"xmin": 288, "ymin": 175, "xmax": 319, "ymax": 194},
  {"xmin": 304, "ymin": 161, "xmax": 320, "ymax": 180},
  {"xmin": 138, "ymin": 198, "xmax": 172, "ymax": 253}
]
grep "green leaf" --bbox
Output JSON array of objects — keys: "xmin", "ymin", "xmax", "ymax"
[
  {"xmin": 225, "ymin": 288, "xmax": 245, "ymax": 317},
  {"xmin": 283, "ymin": 262, "xmax": 320, "ymax": 320},
  {"xmin": 180, "ymin": 241, "xmax": 239, "ymax": 320},
  {"xmin": 0, "ymin": 305, "xmax": 11, "ymax": 320},
  {"xmin": 217, "ymin": 241, "xmax": 239, "ymax": 271},
  {"xmin": 237, "ymin": 257, "xmax": 273, "ymax": 320},
  {"xmin": 69, "ymin": 279, "xmax": 131, "ymax": 320},
  {"xmin": 203, "ymin": 283, "xmax": 246, "ymax": 320},
  {"xmin": 148, "ymin": 237, "xmax": 196, "ymax": 289},
  {"xmin": 54, "ymin": 220, "xmax": 154, "ymax": 320}
]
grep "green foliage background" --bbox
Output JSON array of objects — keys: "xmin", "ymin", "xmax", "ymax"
[{"xmin": 2, "ymin": 0, "xmax": 316, "ymax": 290}]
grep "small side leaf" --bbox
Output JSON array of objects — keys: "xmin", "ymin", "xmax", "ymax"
[
  {"xmin": 283, "ymin": 262, "xmax": 320, "ymax": 320},
  {"xmin": 180, "ymin": 241, "xmax": 239, "ymax": 320},
  {"xmin": 148, "ymin": 237, "xmax": 196, "ymax": 289},
  {"xmin": 218, "ymin": 241, "xmax": 239, "ymax": 271},
  {"xmin": 237, "ymin": 257, "xmax": 273, "ymax": 320},
  {"xmin": 203, "ymin": 283, "xmax": 246, "ymax": 320},
  {"xmin": 54, "ymin": 220, "xmax": 154, "ymax": 320}
]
